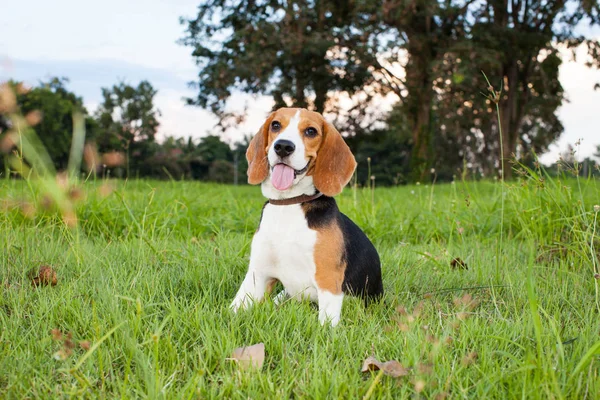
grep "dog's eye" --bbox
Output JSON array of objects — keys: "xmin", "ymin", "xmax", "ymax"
[
  {"xmin": 304, "ymin": 127, "xmax": 317, "ymax": 138},
  {"xmin": 271, "ymin": 121, "xmax": 281, "ymax": 132}
]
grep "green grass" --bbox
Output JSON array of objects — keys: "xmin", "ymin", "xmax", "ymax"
[{"xmin": 1, "ymin": 174, "xmax": 599, "ymax": 398}]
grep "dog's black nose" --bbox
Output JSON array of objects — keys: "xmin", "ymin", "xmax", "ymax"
[{"xmin": 274, "ymin": 139, "xmax": 295, "ymax": 158}]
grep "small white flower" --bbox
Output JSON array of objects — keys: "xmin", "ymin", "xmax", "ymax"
[
  {"xmin": 411, "ymin": 190, "xmax": 415, "ymax": 195},
  {"xmin": 594, "ymin": 205, "xmax": 600, "ymax": 213}
]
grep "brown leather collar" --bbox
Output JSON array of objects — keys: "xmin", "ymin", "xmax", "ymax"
[{"xmin": 269, "ymin": 192, "xmax": 323, "ymax": 206}]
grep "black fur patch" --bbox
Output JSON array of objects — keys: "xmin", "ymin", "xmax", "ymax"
[{"xmin": 303, "ymin": 196, "xmax": 383, "ymax": 302}]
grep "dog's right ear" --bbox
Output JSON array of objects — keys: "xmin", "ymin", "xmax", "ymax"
[{"xmin": 246, "ymin": 112, "xmax": 274, "ymax": 184}]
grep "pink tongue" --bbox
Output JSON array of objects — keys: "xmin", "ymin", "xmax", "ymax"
[{"xmin": 271, "ymin": 164, "xmax": 295, "ymax": 191}]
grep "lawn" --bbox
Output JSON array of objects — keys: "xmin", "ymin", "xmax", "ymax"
[{"xmin": 1, "ymin": 173, "xmax": 599, "ymax": 398}]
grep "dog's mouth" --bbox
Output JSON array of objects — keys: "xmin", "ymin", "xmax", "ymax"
[{"xmin": 270, "ymin": 162, "xmax": 309, "ymax": 191}]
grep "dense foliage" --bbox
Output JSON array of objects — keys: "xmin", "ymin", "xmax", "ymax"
[{"xmin": 181, "ymin": 0, "xmax": 600, "ymax": 182}]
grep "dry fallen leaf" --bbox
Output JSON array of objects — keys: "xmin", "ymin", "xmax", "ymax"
[
  {"xmin": 414, "ymin": 379, "xmax": 426, "ymax": 393},
  {"xmin": 361, "ymin": 356, "xmax": 410, "ymax": 378},
  {"xmin": 229, "ymin": 343, "xmax": 265, "ymax": 370},
  {"xmin": 462, "ymin": 351, "xmax": 478, "ymax": 366},
  {"xmin": 450, "ymin": 257, "xmax": 468, "ymax": 270},
  {"xmin": 29, "ymin": 265, "xmax": 58, "ymax": 287},
  {"xmin": 79, "ymin": 340, "xmax": 91, "ymax": 350},
  {"xmin": 51, "ymin": 328, "xmax": 63, "ymax": 341}
]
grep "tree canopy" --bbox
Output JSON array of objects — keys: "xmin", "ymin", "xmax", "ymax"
[{"xmin": 181, "ymin": 0, "xmax": 600, "ymax": 182}]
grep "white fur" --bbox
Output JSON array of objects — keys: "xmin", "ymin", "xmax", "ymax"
[
  {"xmin": 262, "ymin": 110, "xmax": 314, "ymax": 200},
  {"xmin": 230, "ymin": 203, "xmax": 343, "ymax": 326},
  {"xmin": 317, "ymin": 290, "xmax": 344, "ymax": 326},
  {"xmin": 267, "ymin": 110, "xmax": 307, "ymax": 171}
]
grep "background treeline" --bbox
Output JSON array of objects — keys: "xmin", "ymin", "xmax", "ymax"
[
  {"xmin": 2, "ymin": 0, "xmax": 600, "ymax": 184},
  {"xmin": 0, "ymin": 78, "xmax": 250, "ymax": 183}
]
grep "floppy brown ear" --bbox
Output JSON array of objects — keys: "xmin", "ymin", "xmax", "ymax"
[
  {"xmin": 313, "ymin": 121, "xmax": 357, "ymax": 196},
  {"xmin": 246, "ymin": 113, "xmax": 273, "ymax": 184}
]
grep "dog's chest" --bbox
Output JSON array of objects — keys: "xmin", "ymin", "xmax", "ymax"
[{"xmin": 252, "ymin": 204, "xmax": 318, "ymax": 299}]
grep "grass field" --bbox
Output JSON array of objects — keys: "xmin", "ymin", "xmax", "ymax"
[{"xmin": 1, "ymin": 172, "xmax": 600, "ymax": 398}]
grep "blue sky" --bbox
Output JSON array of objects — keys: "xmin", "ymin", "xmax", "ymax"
[{"xmin": 1, "ymin": 0, "xmax": 599, "ymax": 162}]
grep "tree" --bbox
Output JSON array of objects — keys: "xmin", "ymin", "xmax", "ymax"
[
  {"xmin": 197, "ymin": 135, "xmax": 233, "ymax": 163},
  {"xmin": 179, "ymin": 0, "xmax": 381, "ymax": 116},
  {"xmin": 380, "ymin": 0, "xmax": 479, "ymax": 181},
  {"xmin": 381, "ymin": 0, "xmax": 600, "ymax": 180},
  {"xmin": 193, "ymin": 135, "xmax": 234, "ymax": 181},
  {"xmin": 95, "ymin": 81, "xmax": 160, "ymax": 175},
  {"xmin": 443, "ymin": 0, "xmax": 598, "ymax": 179}
]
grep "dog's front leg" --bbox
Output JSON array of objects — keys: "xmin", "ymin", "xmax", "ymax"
[
  {"xmin": 230, "ymin": 268, "xmax": 270, "ymax": 312},
  {"xmin": 317, "ymin": 290, "xmax": 344, "ymax": 327}
]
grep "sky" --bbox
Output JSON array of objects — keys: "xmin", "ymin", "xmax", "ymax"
[{"xmin": 1, "ymin": 0, "xmax": 599, "ymax": 163}]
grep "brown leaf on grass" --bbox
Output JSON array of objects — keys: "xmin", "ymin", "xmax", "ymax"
[
  {"xmin": 79, "ymin": 341, "xmax": 91, "ymax": 350},
  {"xmin": 64, "ymin": 332, "xmax": 75, "ymax": 350},
  {"xmin": 413, "ymin": 379, "xmax": 426, "ymax": 393},
  {"xmin": 53, "ymin": 348, "xmax": 72, "ymax": 360},
  {"xmin": 462, "ymin": 351, "xmax": 478, "ymax": 366},
  {"xmin": 361, "ymin": 356, "xmax": 410, "ymax": 378},
  {"xmin": 51, "ymin": 330, "xmax": 75, "ymax": 361},
  {"xmin": 450, "ymin": 257, "xmax": 468, "ymax": 270},
  {"xmin": 453, "ymin": 293, "xmax": 480, "ymax": 311},
  {"xmin": 51, "ymin": 328, "xmax": 62, "ymax": 341},
  {"xmin": 29, "ymin": 265, "xmax": 58, "ymax": 287},
  {"xmin": 229, "ymin": 343, "xmax": 265, "ymax": 370}
]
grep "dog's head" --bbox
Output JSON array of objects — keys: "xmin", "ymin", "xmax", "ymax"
[{"xmin": 246, "ymin": 108, "xmax": 356, "ymax": 197}]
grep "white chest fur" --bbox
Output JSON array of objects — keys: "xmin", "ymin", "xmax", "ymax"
[
  {"xmin": 231, "ymin": 202, "xmax": 345, "ymax": 326},
  {"xmin": 251, "ymin": 203, "xmax": 319, "ymax": 300}
]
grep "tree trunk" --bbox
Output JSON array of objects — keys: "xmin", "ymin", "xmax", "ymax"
[
  {"xmin": 405, "ymin": 51, "xmax": 434, "ymax": 182},
  {"xmin": 314, "ymin": 85, "xmax": 327, "ymax": 112},
  {"xmin": 294, "ymin": 73, "xmax": 308, "ymax": 108},
  {"xmin": 498, "ymin": 62, "xmax": 521, "ymax": 180}
]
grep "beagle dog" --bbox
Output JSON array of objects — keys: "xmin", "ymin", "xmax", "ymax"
[{"xmin": 231, "ymin": 107, "xmax": 383, "ymax": 326}]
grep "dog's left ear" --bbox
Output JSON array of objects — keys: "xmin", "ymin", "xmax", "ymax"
[{"xmin": 313, "ymin": 120, "xmax": 357, "ymax": 197}]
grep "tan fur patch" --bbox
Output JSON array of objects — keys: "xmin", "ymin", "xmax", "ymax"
[
  {"xmin": 312, "ymin": 220, "xmax": 346, "ymax": 294},
  {"xmin": 312, "ymin": 120, "xmax": 356, "ymax": 196},
  {"xmin": 266, "ymin": 278, "xmax": 279, "ymax": 294}
]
